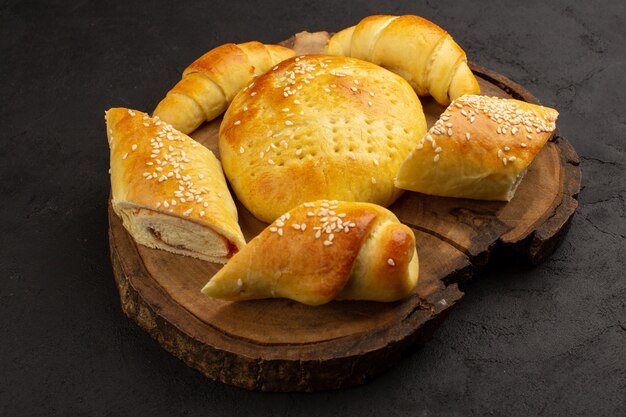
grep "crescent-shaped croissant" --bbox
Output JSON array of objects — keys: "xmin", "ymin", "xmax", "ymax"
[
  {"xmin": 201, "ymin": 200, "xmax": 419, "ymax": 305},
  {"xmin": 326, "ymin": 15, "xmax": 480, "ymax": 106},
  {"xmin": 153, "ymin": 41, "xmax": 295, "ymax": 134}
]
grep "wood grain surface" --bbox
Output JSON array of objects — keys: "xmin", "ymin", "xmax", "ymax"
[{"xmin": 108, "ymin": 33, "xmax": 581, "ymax": 392}]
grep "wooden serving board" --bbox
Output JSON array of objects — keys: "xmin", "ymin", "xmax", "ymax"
[{"xmin": 108, "ymin": 33, "xmax": 581, "ymax": 392}]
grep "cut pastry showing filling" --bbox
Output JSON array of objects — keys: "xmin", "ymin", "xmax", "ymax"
[
  {"xmin": 106, "ymin": 108, "xmax": 245, "ymax": 263},
  {"xmin": 395, "ymin": 95, "xmax": 559, "ymax": 201},
  {"xmin": 201, "ymin": 201, "xmax": 419, "ymax": 305}
]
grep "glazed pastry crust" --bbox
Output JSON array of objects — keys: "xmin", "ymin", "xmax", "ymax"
[
  {"xmin": 153, "ymin": 42, "xmax": 295, "ymax": 134},
  {"xmin": 107, "ymin": 108, "xmax": 245, "ymax": 262},
  {"xmin": 395, "ymin": 95, "xmax": 559, "ymax": 201},
  {"xmin": 219, "ymin": 54, "xmax": 427, "ymax": 223},
  {"xmin": 201, "ymin": 201, "xmax": 419, "ymax": 305},
  {"xmin": 326, "ymin": 15, "xmax": 480, "ymax": 105}
]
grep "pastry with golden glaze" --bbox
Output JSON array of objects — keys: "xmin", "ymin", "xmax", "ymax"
[
  {"xmin": 326, "ymin": 14, "xmax": 480, "ymax": 106},
  {"xmin": 154, "ymin": 42, "xmax": 295, "ymax": 134},
  {"xmin": 107, "ymin": 108, "xmax": 245, "ymax": 263},
  {"xmin": 395, "ymin": 95, "xmax": 559, "ymax": 201},
  {"xmin": 201, "ymin": 200, "xmax": 419, "ymax": 305},
  {"xmin": 219, "ymin": 54, "xmax": 428, "ymax": 223}
]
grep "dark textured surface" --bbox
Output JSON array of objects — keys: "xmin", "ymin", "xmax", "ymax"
[{"xmin": 1, "ymin": 0, "xmax": 624, "ymax": 415}]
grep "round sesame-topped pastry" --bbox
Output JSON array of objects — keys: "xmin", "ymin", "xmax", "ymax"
[
  {"xmin": 395, "ymin": 95, "xmax": 559, "ymax": 201},
  {"xmin": 218, "ymin": 54, "xmax": 428, "ymax": 223}
]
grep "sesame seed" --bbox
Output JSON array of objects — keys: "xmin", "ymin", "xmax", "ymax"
[
  {"xmin": 324, "ymin": 88, "xmax": 331, "ymax": 93},
  {"xmin": 504, "ymin": 146, "xmax": 510, "ymax": 151},
  {"xmin": 369, "ymin": 91, "xmax": 375, "ymax": 96},
  {"xmin": 323, "ymin": 240, "xmax": 333, "ymax": 246},
  {"xmin": 387, "ymin": 258, "xmax": 395, "ymax": 266},
  {"xmin": 278, "ymin": 228, "xmax": 283, "ymax": 236},
  {"xmin": 234, "ymin": 120, "xmax": 241, "ymax": 125},
  {"xmin": 295, "ymin": 149, "xmax": 302, "ymax": 156},
  {"xmin": 292, "ymin": 223, "xmax": 301, "ymax": 230},
  {"xmin": 371, "ymin": 177, "xmax": 376, "ymax": 184},
  {"xmin": 368, "ymin": 101, "xmax": 373, "ymax": 106},
  {"xmin": 498, "ymin": 149, "xmax": 503, "ymax": 158},
  {"xmin": 282, "ymin": 108, "xmax": 290, "ymax": 112},
  {"xmin": 237, "ymin": 278, "xmax": 243, "ymax": 287},
  {"xmin": 294, "ymin": 100, "xmax": 300, "ymax": 104},
  {"xmin": 353, "ymin": 79, "xmax": 359, "ymax": 85},
  {"xmin": 217, "ymin": 192, "xmax": 222, "ymax": 197},
  {"xmin": 435, "ymin": 147, "xmax": 442, "ymax": 153},
  {"xmin": 127, "ymin": 109, "xmax": 136, "ymax": 117},
  {"xmin": 122, "ymin": 152, "xmax": 128, "ymax": 159},
  {"xmin": 373, "ymin": 159, "xmax": 379, "ymax": 166},
  {"xmin": 268, "ymin": 159, "xmax": 275, "ymax": 165},
  {"xmin": 203, "ymin": 202, "xmax": 208, "ymax": 208},
  {"xmin": 350, "ymin": 86, "xmax": 358, "ymax": 92},
  {"xmin": 239, "ymin": 146, "xmax": 245, "ymax": 154},
  {"xmin": 447, "ymin": 128, "xmax": 453, "ymax": 136},
  {"xmin": 250, "ymin": 92, "xmax": 257, "ymax": 96},
  {"xmin": 269, "ymin": 227, "xmax": 278, "ymax": 232},
  {"xmin": 508, "ymin": 156, "xmax": 517, "ymax": 162},
  {"xmin": 502, "ymin": 157, "xmax": 508, "ymax": 166},
  {"xmin": 465, "ymin": 132, "xmax": 471, "ymax": 141},
  {"xmin": 285, "ymin": 120, "xmax": 294, "ymax": 126},
  {"xmin": 434, "ymin": 154, "xmax": 440, "ymax": 162},
  {"xmin": 200, "ymin": 210, "xmax": 205, "ymax": 217},
  {"xmin": 521, "ymin": 143, "xmax": 527, "ymax": 148},
  {"xmin": 416, "ymin": 143, "xmax": 424, "ymax": 150}
]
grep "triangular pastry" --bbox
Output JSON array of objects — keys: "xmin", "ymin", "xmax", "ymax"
[
  {"xmin": 106, "ymin": 108, "xmax": 245, "ymax": 263},
  {"xmin": 395, "ymin": 95, "xmax": 558, "ymax": 201}
]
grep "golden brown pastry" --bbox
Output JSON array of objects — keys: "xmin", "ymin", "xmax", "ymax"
[
  {"xmin": 153, "ymin": 41, "xmax": 295, "ymax": 134},
  {"xmin": 395, "ymin": 95, "xmax": 559, "ymax": 201},
  {"xmin": 218, "ymin": 54, "xmax": 427, "ymax": 223},
  {"xmin": 106, "ymin": 108, "xmax": 245, "ymax": 263},
  {"xmin": 201, "ymin": 201, "xmax": 419, "ymax": 305},
  {"xmin": 326, "ymin": 15, "xmax": 480, "ymax": 106}
]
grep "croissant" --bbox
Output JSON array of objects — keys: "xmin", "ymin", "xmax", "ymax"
[
  {"xmin": 395, "ymin": 95, "xmax": 559, "ymax": 201},
  {"xmin": 201, "ymin": 201, "xmax": 419, "ymax": 305},
  {"xmin": 153, "ymin": 41, "xmax": 295, "ymax": 134},
  {"xmin": 326, "ymin": 15, "xmax": 480, "ymax": 106},
  {"xmin": 106, "ymin": 108, "xmax": 246, "ymax": 263}
]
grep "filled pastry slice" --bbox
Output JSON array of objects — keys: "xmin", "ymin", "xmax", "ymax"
[
  {"xmin": 106, "ymin": 108, "xmax": 245, "ymax": 263},
  {"xmin": 201, "ymin": 201, "xmax": 419, "ymax": 305},
  {"xmin": 395, "ymin": 95, "xmax": 559, "ymax": 201}
]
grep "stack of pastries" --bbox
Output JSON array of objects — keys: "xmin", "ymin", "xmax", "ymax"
[{"xmin": 107, "ymin": 15, "xmax": 558, "ymax": 305}]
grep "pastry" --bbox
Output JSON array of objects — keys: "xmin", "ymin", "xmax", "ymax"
[
  {"xmin": 153, "ymin": 41, "xmax": 295, "ymax": 134},
  {"xmin": 201, "ymin": 200, "xmax": 419, "ymax": 305},
  {"xmin": 218, "ymin": 54, "xmax": 428, "ymax": 223},
  {"xmin": 326, "ymin": 14, "xmax": 480, "ymax": 106},
  {"xmin": 106, "ymin": 108, "xmax": 246, "ymax": 263},
  {"xmin": 395, "ymin": 95, "xmax": 559, "ymax": 201}
]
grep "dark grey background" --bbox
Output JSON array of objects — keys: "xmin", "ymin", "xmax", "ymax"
[{"xmin": 1, "ymin": 0, "xmax": 624, "ymax": 415}]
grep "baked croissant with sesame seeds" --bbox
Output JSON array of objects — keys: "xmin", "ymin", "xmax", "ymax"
[
  {"xmin": 326, "ymin": 14, "xmax": 480, "ymax": 106},
  {"xmin": 395, "ymin": 95, "xmax": 559, "ymax": 201},
  {"xmin": 153, "ymin": 41, "xmax": 295, "ymax": 134},
  {"xmin": 106, "ymin": 108, "xmax": 246, "ymax": 263},
  {"xmin": 201, "ymin": 201, "xmax": 419, "ymax": 305}
]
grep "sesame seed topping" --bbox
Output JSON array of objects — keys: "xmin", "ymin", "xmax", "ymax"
[
  {"xmin": 369, "ymin": 91, "xmax": 375, "ymax": 97},
  {"xmin": 127, "ymin": 109, "xmax": 136, "ymax": 117},
  {"xmin": 234, "ymin": 120, "xmax": 241, "ymax": 125},
  {"xmin": 323, "ymin": 240, "xmax": 333, "ymax": 246},
  {"xmin": 278, "ymin": 228, "xmax": 283, "ymax": 236},
  {"xmin": 465, "ymin": 132, "xmax": 471, "ymax": 141},
  {"xmin": 268, "ymin": 159, "xmax": 275, "ymax": 165},
  {"xmin": 387, "ymin": 258, "xmax": 395, "ymax": 266},
  {"xmin": 508, "ymin": 156, "xmax": 517, "ymax": 162},
  {"xmin": 368, "ymin": 101, "xmax": 373, "ymax": 106},
  {"xmin": 435, "ymin": 147, "xmax": 442, "ymax": 153},
  {"xmin": 371, "ymin": 177, "xmax": 376, "ymax": 184},
  {"xmin": 250, "ymin": 92, "xmax": 257, "ymax": 96},
  {"xmin": 239, "ymin": 146, "xmax": 245, "ymax": 154},
  {"xmin": 521, "ymin": 143, "xmax": 527, "ymax": 148},
  {"xmin": 434, "ymin": 154, "xmax": 440, "ymax": 162},
  {"xmin": 285, "ymin": 120, "xmax": 294, "ymax": 126},
  {"xmin": 350, "ymin": 86, "xmax": 358, "ymax": 92},
  {"xmin": 122, "ymin": 152, "xmax": 128, "ymax": 159}
]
